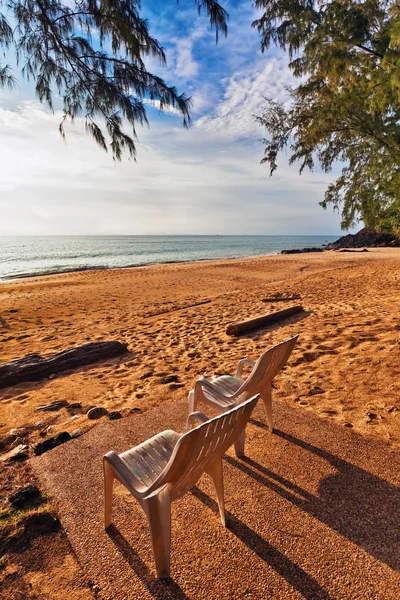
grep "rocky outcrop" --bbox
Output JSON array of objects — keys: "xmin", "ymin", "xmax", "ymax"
[
  {"xmin": 280, "ymin": 228, "xmax": 399, "ymax": 255},
  {"xmin": 325, "ymin": 227, "xmax": 400, "ymax": 249}
]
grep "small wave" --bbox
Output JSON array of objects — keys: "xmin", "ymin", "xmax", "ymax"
[{"xmin": 2, "ymin": 265, "xmax": 109, "ymax": 280}]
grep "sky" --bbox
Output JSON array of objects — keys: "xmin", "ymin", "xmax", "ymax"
[{"xmin": 0, "ymin": 0, "xmax": 351, "ymax": 236}]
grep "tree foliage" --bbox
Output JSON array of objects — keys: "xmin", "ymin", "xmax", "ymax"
[
  {"xmin": 254, "ymin": 0, "xmax": 400, "ymax": 231},
  {"xmin": 0, "ymin": 0, "xmax": 228, "ymax": 159}
]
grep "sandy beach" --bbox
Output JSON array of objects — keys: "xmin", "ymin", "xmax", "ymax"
[{"xmin": 1, "ymin": 248, "xmax": 399, "ymax": 447}]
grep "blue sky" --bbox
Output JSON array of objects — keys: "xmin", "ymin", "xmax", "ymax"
[{"xmin": 0, "ymin": 0, "xmax": 350, "ymax": 235}]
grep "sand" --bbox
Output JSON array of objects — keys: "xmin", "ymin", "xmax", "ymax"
[{"xmin": 1, "ymin": 248, "xmax": 399, "ymax": 449}]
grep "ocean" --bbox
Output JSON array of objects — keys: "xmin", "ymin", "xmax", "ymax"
[{"xmin": 0, "ymin": 235, "xmax": 339, "ymax": 280}]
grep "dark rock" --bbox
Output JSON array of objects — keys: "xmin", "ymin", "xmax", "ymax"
[
  {"xmin": 338, "ymin": 248, "xmax": 369, "ymax": 253},
  {"xmin": 129, "ymin": 407, "xmax": 142, "ymax": 414},
  {"xmin": 159, "ymin": 375, "xmax": 179, "ymax": 384},
  {"xmin": 325, "ymin": 227, "xmax": 400, "ymax": 250},
  {"xmin": 108, "ymin": 410, "xmax": 123, "ymax": 420},
  {"xmin": 0, "ymin": 341, "xmax": 128, "ymax": 389},
  {"xmin": 281, "ymin": 247, "xmax": 324, "ymax": 255},
  {"xmin": 8, "ymin": 485, "xmax": 41, "ymax": 509},
  {"xmin": 33, "ymin": 432, "xmax": 71, "ymax": 456},
  {"xmin": 66, "ymin": 402, "xmax": 83, "ymax": 413},
  {"xmin": 87, "ymin": 406, "xmax": 108, "ymax": 420},
  {"xmin": 0, "ymin": 444, "xmax": 29, "ymax": 463},
  {"xmin": 35, "ymin": 400, "xmax": 69, "ymax": 412}
]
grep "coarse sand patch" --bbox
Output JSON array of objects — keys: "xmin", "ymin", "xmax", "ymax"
[{"xmin": 32, "ymin": 398, "xmax": 400, "ymax": 600}]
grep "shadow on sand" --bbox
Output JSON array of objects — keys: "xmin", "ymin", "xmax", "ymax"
[
  {"xmin": 225, "ymin": 426, "xmax": 400, "ymax": 572},
  {"xmin": 106, "ymin": 422, "xmax": 399, "ymax": 598},
  {"xmin": 107, "ymin": 524, "xmax": 190, "ymax": 600},
  {"xmin": 191, "ymin": 486, "xmax": 333, "ymax": 600}
]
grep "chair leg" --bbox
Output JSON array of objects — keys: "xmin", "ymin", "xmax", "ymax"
[
  {"xmin": 104, "ymin": 460, "xmax": 115, "ymax": 528},
  {"xmin": 207, "ymin": 458, "xmax": 226, "ymax": 527},
  {"xmin": 188, "ymin": 389, "xmax": 196, "ymax": 413},
  {"xmin": 262, "ymin": 383, "xmax": 273, "ymax": 432},
  {"xmin": 142, "ymin": 488, "xmax": 172, "ymax": 579},
  {"xmin": 234, "ymin": 428, "xmax": 246, "ymax": 458}
]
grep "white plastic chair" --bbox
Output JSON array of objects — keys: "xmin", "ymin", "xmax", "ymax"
[
  {"xmin": 188, "ymin": 335, "xmax": 298, "ymax": 437},
  {"xmin": 103, "ymin": 394, "xmax": 259, "ymax": 579}
]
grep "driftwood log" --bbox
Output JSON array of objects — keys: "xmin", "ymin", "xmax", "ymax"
[
  {"xmin": 226, "ymin": 306, "xmax": 304, "ymax": 337},
  {"xmin": 0, "ymin": 341, "xmax": 128, "ymax": 389},
  {"xmin": 262, "ymin": 295, "xmax": 301, "ymax": 303}
]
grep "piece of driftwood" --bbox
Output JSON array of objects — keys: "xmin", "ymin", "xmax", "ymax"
[
  {"xmin": 262, "ymin": 295, "xmax": 301, "ymax": 303},
  {"xmin": 0, "ymin": 341, "xmax": 128, "ymax": 389},
  {"xmin": 226, "ymin": 305, "xmax": 303, "ymax": 337}
]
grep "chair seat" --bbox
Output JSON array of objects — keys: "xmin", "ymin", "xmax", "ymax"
[
  {"xmin": 119, "ymin": 430, "xmax": 180, "ymax": 489},
  {"xmin": 203, "ymin": 375, "xmax": 244, "ymax": 406}
]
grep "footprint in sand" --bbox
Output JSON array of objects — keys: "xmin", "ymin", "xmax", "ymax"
[{"xmin": 319, "ymin": 409, "xmax": 338, "ymax": 417}]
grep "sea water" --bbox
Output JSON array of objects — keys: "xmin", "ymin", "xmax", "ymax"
[{"xmin": 0, "ymin": 235, "xmax": 338, "ymax": 280}]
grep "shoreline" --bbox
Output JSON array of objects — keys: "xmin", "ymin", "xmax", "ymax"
[
  {"xmin": 0, "ymin": 235, "xmax": 339, "ymax": 282},
  {"xmin": 0, "ymin": 251, "xmax": 285, "ymax": 282}
]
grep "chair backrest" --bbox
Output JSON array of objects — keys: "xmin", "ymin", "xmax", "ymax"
[
  {"xmin": 156, "ymin": 394, "xmax": 259, "ymax": 501},
  {"xmin": 238, "ymin": 335, "xmax": 298, "ymax": 396}
]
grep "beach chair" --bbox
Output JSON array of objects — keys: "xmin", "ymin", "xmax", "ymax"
[
  {"xmin": 188, "ymin": 335, "xmax": 298, "ymax": 439},
  {"xmin": 103, "ymin": 394, "xmax": 259, "ymax": 579}
]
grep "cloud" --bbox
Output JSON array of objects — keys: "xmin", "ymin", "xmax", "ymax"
[
  {"xmin": 142, "ymin": 98, "xmax": 183, "ymax": 117},
  {"xmin": 175, "ymin": 36, "xmax": 199, "ymax": 79},
  {"xmin": 195, "ymin": 56, "xmax": 296, "ymax": 139},
  {"xmin": 0, "ymin": 98, "xmax": 344, "ymax": 236}
]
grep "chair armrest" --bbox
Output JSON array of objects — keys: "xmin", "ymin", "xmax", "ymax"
[
  {"xmin": 184, "ymin": 411, "xmax": 210, "ymax": 432},
  {"xmin": 104, "ymin": 451, "xmax": 147, "ymax": 497},
  {"xmin": 195, "ymin": 377, "xmax": 222, "ymax": 394},
  {"xmin": 236, "ymin": 358, "xmax": 255, "ymax": 378},
  {"xmin": 194, "ymin": 377, "xmax": 233, "ymax": 400}
]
